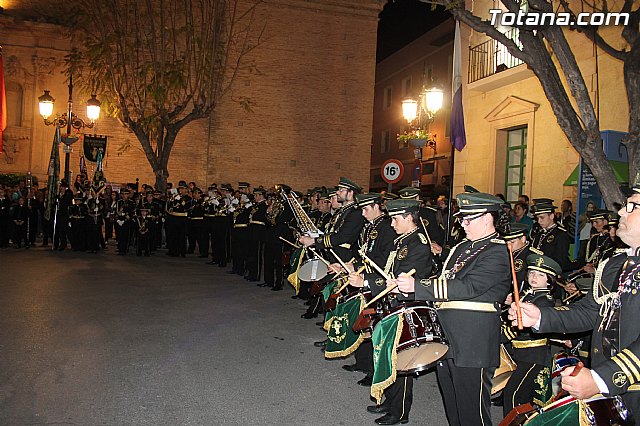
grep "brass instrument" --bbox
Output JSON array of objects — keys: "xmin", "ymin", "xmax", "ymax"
[
  {"xmin": 267, "ymin": 193, "xmax": 284, "ymax": 225},
  {"xmin": 275, "ymin": 184, "xmax": 322, "ymax": 238}
]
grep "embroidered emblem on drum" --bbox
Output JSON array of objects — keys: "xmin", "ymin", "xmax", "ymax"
[
  {"xmin": 420, "ymin": 279, "xmax": 430, "ymax": 287},
  {"xmin": 514, "ymin": 259, "xmax": 524, "ymax": 272},
  {"xmin": 398, "ymin": 246, "xmax": 409, "ymax": 260},
  {"xmin": 370, "ymin": 229, "xmax": 379, "ymax": 240},
  {"xmin": 375, "ymin": 278, "xmax": 384, "ymax": 286},
  {"xmin": 547, "ymin": 235, "xmax": 555, "ymax": 243},
  {"xmin": 634, "ymin": 271, "xmax": 640, "ymax": 282},
  {"xmin": 613, "ymin": 371, "xmax": 628, "ymax": 387}
]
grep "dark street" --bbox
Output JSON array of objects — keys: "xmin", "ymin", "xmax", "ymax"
[{"xmin": 0, "ymin": 248, "xmax": 502, "ymax": 425}]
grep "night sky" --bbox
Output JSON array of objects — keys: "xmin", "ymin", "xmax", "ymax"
[{"xmin": 377, "ymin": 0, "xmax": 452, "ymax": 62}]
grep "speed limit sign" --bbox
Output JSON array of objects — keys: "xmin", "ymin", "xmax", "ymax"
[{"xmin": 381, "ymin": 159, "xmax": 404, "ymax": 184}]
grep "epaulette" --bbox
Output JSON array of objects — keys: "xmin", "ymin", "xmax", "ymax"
[
  {"xmin": 423, "ymin": 205, "xmax": 438, "ymax": 212},
  {"xmin": 418, "ymin": 233, "xmax": 429, "ymax": 245},
  {"xmin": 615, "ymin": 248, "xmax": 628, "ymax": 254},
  {"xmin": 490, "ymin": 238, "xmax": 506, "ymax": 244},
  {"xmin": 557, "ymin": 225, "xmax": 567, "ymax": 232},
  {"xmin": 530, "ymin": 247, "xmax": 544, "ymax": 255}
]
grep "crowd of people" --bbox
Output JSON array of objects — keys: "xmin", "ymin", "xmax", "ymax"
[{"xmin": 2, "ymin": 170, "xmax": 639, "ymax": 425}]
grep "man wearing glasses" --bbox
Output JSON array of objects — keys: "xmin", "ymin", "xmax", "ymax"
[
  {"xmin": 396, "ymin": 191, "xmax": 511, "ymax": 426},
  {"xmin": 509, "ymin": 178, "xmax": 640, "ymax": 420}
]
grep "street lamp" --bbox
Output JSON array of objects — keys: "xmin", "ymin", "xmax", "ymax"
[
  {"xmin": 38, "ymin": 75, "xmax": 101, "ymax": 185},
  {"xmin": 401, "ymin": 85, "xmax": 443, "ymax": 187}
]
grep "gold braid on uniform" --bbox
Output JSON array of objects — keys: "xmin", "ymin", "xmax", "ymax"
[{"xmin": 591, "ymin": 257, "xmax": 619, "ymax": 331}]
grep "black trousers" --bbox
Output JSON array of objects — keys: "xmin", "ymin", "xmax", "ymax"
[
  {"xmin": 211, "ymin": 217, "xmax": 228, "ymax": 266},
  {"xmin": 381, "ymin": 375, "xmax": 413, "ymax": 419},
  {"xmin": 502, "ymin": 361, "xmax": 546, "ymax": 417},
  {"xmin": 231, "ymin": 227, "xmax": 248, "ymax": 274},
  {"xmin": 174, "ymin": 217, "xmax": 187, "ymax": 256},
  {"xmin": 115, "ymin": 220, "xmax": 131, "ymax": 254},
  {"xmin": 54, "ymin": 216, "xmax": 68, "ymax": 249},
  {"xmin": 354, "ymin": 339, "xmax": 374, "ymax": 374},
  {"xmin": 70, "ymin": 219, "xmax": 87, "ymax": 251},
  {"xmin": 86, "ymin": 218, "xmax": 103, "ymax": 251},
  {"xmin": 263, "ymin": 238, "xmax": 284, "ymax": 287},
  {"xmin": 246, "ymin": 225, "xmax": 266, "ymax": 280},
  {"xmin": 436, "ymin": 359, "xmax": 495, "ymax": 426},
  {"xmin": 137, "ymin": 233, "xmax": 150, "ymax": 256}
]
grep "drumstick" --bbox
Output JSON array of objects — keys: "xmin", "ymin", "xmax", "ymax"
[
  {"xmin": 359, "ymin": 251, "xmax": 392, "ymax": 281},
  {"xmin": 364, "ymin": 269, "xmax": 416, "ymax": 308},
  {"xmin": 507, "ymin": 244, "xmax": 523, "ymax": 330},
  {"xmin": 333, "ymin": 265, "xmax": 367, "ymax": 294},
  {"xmin": 329, "ymin": 248, "xmax": 351, "ymax": 273},
  {"xmin": 308, "ymin": 247, "xmax": 341, "ymax": 274},
  {"xmin": 279, "ymin": 236, "xmax": 301, "ymax": 248}
]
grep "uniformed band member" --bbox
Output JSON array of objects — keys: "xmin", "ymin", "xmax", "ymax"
[
  {"xmin": 344, "ymin": 192, "xmax": 396, "ymax": 386},
  {"xmin": 247, "ymin": 188, "xmax": 268, "ymax": 282},
  {"xmin": 501, "ymin": 254, "xmax": 559, "ymax": 415},
  {"xmin": 508, "ymin": 179, "xmax": 640, "ymax": 420},
  {"xmin": 187, "ymin": 187, "xmax": 208, "ymax": 257},
  {"xmin": 136, "ymin": 208, "xmax": 152, "ymax": 257},
  {"xmin": 397, "ymin": 186, "xmax": 445, "ymax": 247},
  {"xmin": 502, "ymin": 222, "xmax": 540, "ymax": 292},
  {"xmin": 397, "ymin": 191, "xmax": 511, "ymax": 426},
  {"xmin": 299, "ymin": 177, "xmax": 365, "ymax": 264},
  {"xmin": 69, "ymin": 194, "xmax": 88, "ymax": 251},
  {"xmin": 115, "ymin": 188, "xmax": 135, "ymax": 255},
  {"xmin": 574, "ymin": 209, "xmax": 614, "ymax": 272},
  {"xmin": 531, "ymin": 200, "xmax": 573, "ymax": 272},
  {"xmin": 366, "ymin": 198, "xmax": 432, "ymax": 425},
  {"xmin": 262, "ymin": 190, "xmax": 294, "ymax": 291}
]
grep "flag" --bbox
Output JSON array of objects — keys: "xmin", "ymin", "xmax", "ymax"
[
  {"xmin": 371, "ymin": 312, "xmax": 404, "ymax": 404},
  {"xmin": 0, "ymin": 48, "xmax": 7, "ymax": 154},
  {"xmin": 324, "ymin": 295, "xmax": 366, "ymax": 359},
  {"xmin": 44, "ymin": 127, "xmax": 61, "ymax": 221},
  {"xmin": 287, "ymin": 247, "xmax": 305, "ymax": 294},
  {"xmin": 450, "ymin": 20, "xmax": 467, "ymax": 152}
]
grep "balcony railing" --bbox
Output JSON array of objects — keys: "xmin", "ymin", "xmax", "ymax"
[{"xmin": 468, "ymin": 29, "xmax": 524, "ymax": 84}]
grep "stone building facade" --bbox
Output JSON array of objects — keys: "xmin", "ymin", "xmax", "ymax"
[{"xmin": 0, "ymin": 0, "xmax": 383, "ymax": 191}]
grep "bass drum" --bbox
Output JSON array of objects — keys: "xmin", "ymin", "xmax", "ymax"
[
  {"xmin": 297, "ymin": 258, "xmax": 329, "ymax": 282},
  {"xmin": 380, "ymin": 302, "xmax": 448, "ymax": 374}
]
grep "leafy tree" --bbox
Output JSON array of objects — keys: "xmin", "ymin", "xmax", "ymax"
[
  {"xmin": 67, "ymin": 0, "xmax": 262, "ymax": 190},
  {"xmin": 425, "ymin": 0, "xmax": 639, "ymax": 207}
]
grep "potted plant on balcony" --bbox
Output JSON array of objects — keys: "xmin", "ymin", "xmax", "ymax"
[{"xmin": 397, "ymin": 129, "xmax": 431, "ymax": 148}]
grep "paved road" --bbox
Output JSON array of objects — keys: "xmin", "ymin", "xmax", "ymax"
[{"xmin": 0, "ymin": 247, "xmax": 502, "ymax": 425}]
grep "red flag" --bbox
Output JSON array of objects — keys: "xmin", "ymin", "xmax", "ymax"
[{"xmin": 0, "ymin": 48, "xmax": 6, "ymax": 154}]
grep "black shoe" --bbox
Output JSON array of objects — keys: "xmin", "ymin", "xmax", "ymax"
[
  {"xmin": 291, "ymin": 295, "xmax": 300, "ymax": 299},
  {"xmin": 375, "ymin": 414, "xmax": 408, "ymax": 425},
  {"xmin": 367, "ymin": 405, "xmax": 389, "ymax": 414},
  {"xmin": 342, "ymin": 364, "xmax": 366, "ymax": 373},
  {"xmin": 301, "ymin": 312, "xmax": 318, "ymax": 319},
  {"xmin": 257, "ymin": 283, "xmax": 270, "ymax": 287},
  {"xmin": 358, "ymin": 375, "xmax": 373, "ymax": 386},
  {"xmin": 206, "ymin": 260, "xmax": 216, "ymax": 265},
  {"xmin": 313, "ymin": 339, "xmax": 327, "ymax": 347},
  {"xmin": 271, "ymin": 286, "xmax": 283, "ymax": 291}
]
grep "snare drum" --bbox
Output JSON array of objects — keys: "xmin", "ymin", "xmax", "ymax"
[
  {"xmin": 526, "ymin": 394, "xmax": 631, "ymax": 425},
  {"xmin": 380, "ymin": 302, "xmax": 448, "ymax": 374},
  {"xmin": 297, "ymin": 258, "xmax": 329, "ymax": 282}
]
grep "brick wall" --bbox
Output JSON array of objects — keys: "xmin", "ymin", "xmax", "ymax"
[{"xmin": 0, "ymin": 0, "xmax": 382, "ymax": 192}]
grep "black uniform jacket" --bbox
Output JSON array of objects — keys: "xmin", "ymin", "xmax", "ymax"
[
  {"xmin": 502, "ymin": 288, "xmax": 554, "ymax": 366},
  {"xmin": 532, "ymin": 224, "xmax": 573, "ymax": 272},
  {"xmin": 415, "ymin": 233, "xmax": 511, "ymax": 368},
  {"xmin": 356, "ymin": 215, "xmax": 397, "ymax": 295},
  {"xmin": 378, "ymin": 227, "xmax": 432, "ymax": 300},
  {"xmin": 537, "ymin": 250, "xmax": 640, "ymax": 416},
  {"xmin": 315, "ymin": 201, "xmax": 364, "ymax": 262}
]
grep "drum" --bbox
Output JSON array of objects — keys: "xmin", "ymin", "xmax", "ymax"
[
  {"xmin": 380, "ymin": 302, "xmax": 448, "ymax": 374},
  {"xmin": 491, "ymin": 344, "xmax": 517, "ymax": 395},
  {"xmin": 297, "ymin": 258, "xmax": 329, "ymax": 282},
  {"xmin": 526, "ymin": 394, "xmax": 631, "ymax": 425}
]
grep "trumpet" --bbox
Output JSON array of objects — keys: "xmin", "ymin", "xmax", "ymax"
[{"xmin": 275, "ymin": 184, "xmax": 322, "ymax": 238}]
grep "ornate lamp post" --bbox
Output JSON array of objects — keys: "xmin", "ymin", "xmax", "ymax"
[
  {"xmin": 401, "ymin": 85, "xmax": 443, "ymax": 187},
  {"xmin": 38, "ymin": 75, "xmax": 101, "ymax": 185}
]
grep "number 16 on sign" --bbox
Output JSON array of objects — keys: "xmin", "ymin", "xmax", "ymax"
[{"xmin": 381, "ymin": 159, "xmax": 404, "ymax": 190}]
